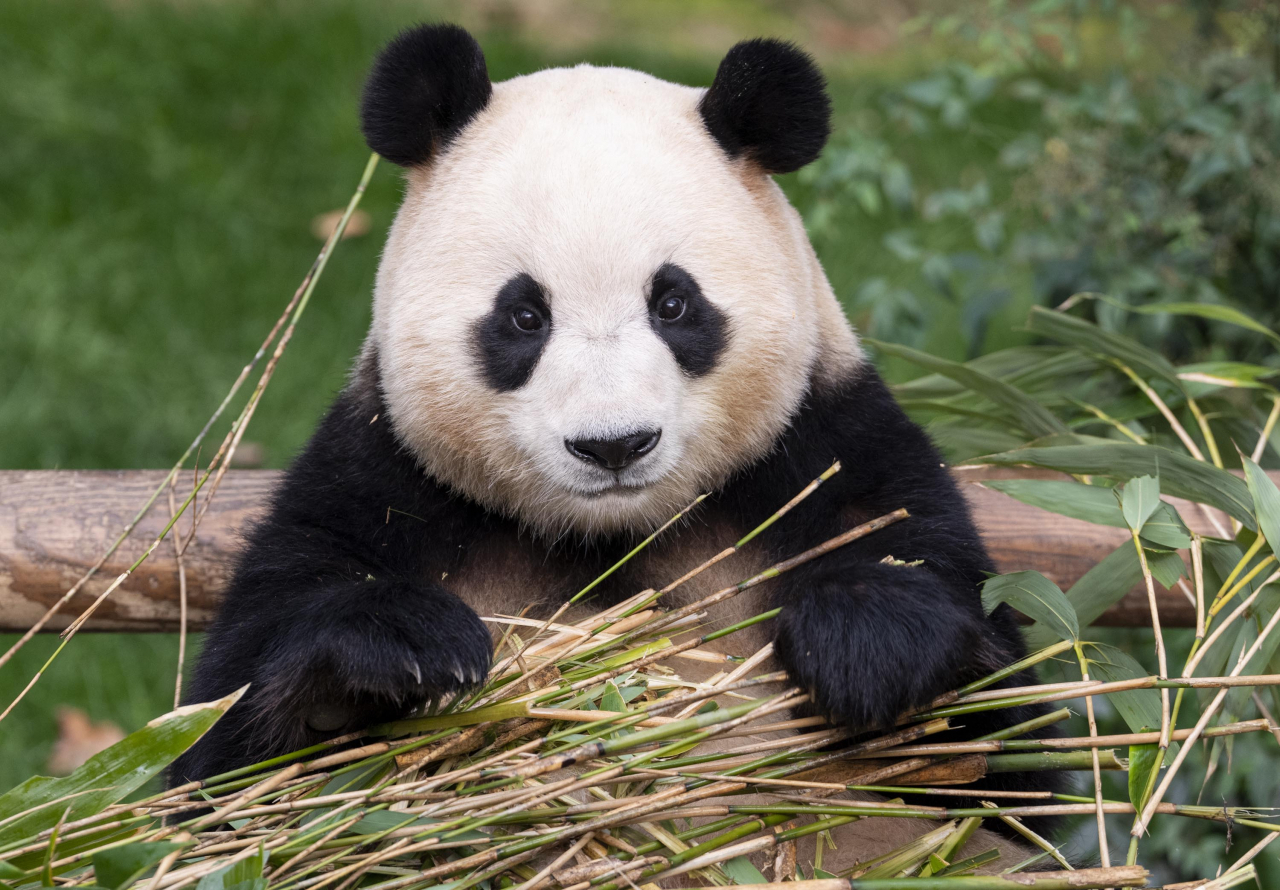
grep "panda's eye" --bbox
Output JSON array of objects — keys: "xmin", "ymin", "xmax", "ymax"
[
  {"xmin": 656, "ymin": 294, "xmax": 686, "ymax": 322},
  {"xmin": 512, "ymin": 307, "xmax": 544, "ymax": 333}
]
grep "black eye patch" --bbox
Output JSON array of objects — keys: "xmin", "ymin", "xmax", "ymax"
[
  {"xmin": 472, "ymin": 273, "xmax": 552, "ymax": 391},
  {"xmin": 648, "ymin": 264, "xmax": 728, "ymax": 377}
]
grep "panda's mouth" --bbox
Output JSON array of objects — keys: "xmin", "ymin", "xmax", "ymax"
[{"xmin": 578, "ymin": 479, "xmax": 653, "ymax": 498}]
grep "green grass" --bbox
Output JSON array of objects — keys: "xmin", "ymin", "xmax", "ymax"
[
  {"xmin": 0, "ymin": 0, "xmax": 1044, "ymax": 794},
  {"xmin": 0, "ymin": 634, "xmax": 184, "ymax": 792}
]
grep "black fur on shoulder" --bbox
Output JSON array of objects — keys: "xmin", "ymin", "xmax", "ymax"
[
  {"xmin": 360, "ymin": 23, "xmax": 492, "ymax": 167},
  {"xmin": 698, "ymin": 38, "xmax": 831, "ymax": 174}
]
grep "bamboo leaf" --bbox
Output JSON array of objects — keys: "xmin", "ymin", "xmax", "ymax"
[
  {"xmin": 893, "ymin": 346, "xmax": 1074, "ymax": 400},
  {"xmin": 1242, "ymin": 457, "xmax": 1280, "ymax": 554},
  {"xmin": 347, "ymin": 811, "xmax": 432, "ymax": 836},
  {"xmin": 936, "ymin": 848, "xmax": 1002, "ymax": 876},
  {"xmin": 93, "ymin": 842, "xmax": 186, "ymax": 890},
  {"xmin": 1179, "ymin": 361, "xmax": 1280, "ymax": 392},
  {"xmin": 867, "ymin": 338, "xmax": 1067, "ymax": 438},
  {"xmin": 983, "ymin": 479, "xmax": 1125, "ymax": 527},
  {"xmin": 722, "ymin": 856, "xmax": 767, "ymax": 884},
  {"xmin": 1146, "ymin": 550, "xmax": 1188, "ymax": 589},
  {"xmin": 1026, "ymin": 305, "xmax": 1182, "ymax": 386},
  {"xmin": 0, "ymin": 688, "xmax": 245, "ymax": 847},
  {"xmin": 978, "ymin": 444, "xmax": 1256, "ymax": 529},
  {"xmin": 1079, "ymin": 294, "xmax": 1280, "ymax": 348},
  {"xmin": 1024, "ymin": 544, "xmax": 1143, "ymax": 651},
  {"xmin": 1127, "ymin": 744, "xmax": 1160, "ymax": 813},
  {"xmin": 1120, "ymin": 475, "xmax": 1161, "ymax": 535},
  {"xmin": 922, "ymin": 425, "xmax": 1030, "ymax": 463},
  {"xmin": 601, "ymin": 681, "xmax": 627, "ymax": 714},
  {"xmin": 984, "ymin": 479, "xmax": 1191, "ymax": 549},
  {"xmin": 1082, "ymin": 643, "xmax": 1162, "ymax": 733},
  {"xmin": 193, "ymin": 844, "xmax": 266, "ymax": 890},
  {"xmin": 1142, "ymin": 504, "xmax": 1194, "ymax": 551},
  {"xmin": 982, "ymin": 572, "xmax": 1079, "ymax": 642}
]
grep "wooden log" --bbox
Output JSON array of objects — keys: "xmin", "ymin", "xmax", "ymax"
[{"xmin": 0, "ymin": 468, "xmax": 1268, "ymax": 633}]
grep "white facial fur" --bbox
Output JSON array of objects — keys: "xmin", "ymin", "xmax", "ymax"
[{"xmin": 371, "ymin": 64, "xmax": 861, "ymax": 537}]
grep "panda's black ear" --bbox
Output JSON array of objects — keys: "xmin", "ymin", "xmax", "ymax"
[
  {"xmin": 360, "ymin": 24, "xmax": 492, "ymax": 167},
  {"xmin": 698, "ymin": 39, "xmax": 830, "ymax": 174}
]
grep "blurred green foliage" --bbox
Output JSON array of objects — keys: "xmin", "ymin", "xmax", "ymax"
[{"xmin": 801, "ymin": 0, "xmax": 1280, "ymax": 367}]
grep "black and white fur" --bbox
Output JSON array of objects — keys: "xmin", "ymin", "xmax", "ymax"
[{"xmin": 175, "ymin": 26, "xmax": 1061, "ymax": 849}]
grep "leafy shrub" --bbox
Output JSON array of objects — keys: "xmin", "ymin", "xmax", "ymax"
[{"xmin": 801, "ymin": 2, "xmax": 1280, "ymax": 365}]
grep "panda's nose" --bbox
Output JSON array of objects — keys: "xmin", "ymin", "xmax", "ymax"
[{"xmin": 566, "ymin": 430, "xmax": 661, "ymax": 471}]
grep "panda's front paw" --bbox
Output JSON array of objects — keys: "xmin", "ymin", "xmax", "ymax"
[
  {"xmin": 254, "ymin": 579, "xmax": 492, "ymax": 734},
  {"xmin": 773, "ymin": 562, "xmax": 982, "ymax": 732}
]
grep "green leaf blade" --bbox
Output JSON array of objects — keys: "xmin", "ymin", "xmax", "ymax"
[
  {"xmin": 1121, "ymin": 475, "xmax": 1161, "ymax": 535},
  {"xmin": 982, "ymin": 479, "xmax": 1127, "ymax": 528},
  {"xmin": 868, "ymin": 338, "xmax": 1067, "ymax": 439},
  {"xmin": 1026, "ymin": 305, "xmax": 1182, "ymax": 387},
  {"xmin": 1128, "ymin": 743, "xmax": 1160, "ymax": 813},
  {"xmin": 1083, "ymin": 643, "xmax": 1162, "ymax": 734},
  {"xmin": 0, "ymin": 689, "xmax": 245, "ymax": 847},
  {"xmin": 93, "ymin": 843, "xmax": 186, "ymax": 890},
  {"xmin": 982, "ymin": 571, "xmax": 1080, "ymax": 642},
  {"xmin": 1243, "ymin": 457, "xmax": 1280, "ymax": 553},
  {"xmin": 978, "ymin": 443, "xmax": 1255, "ymax": 529}
]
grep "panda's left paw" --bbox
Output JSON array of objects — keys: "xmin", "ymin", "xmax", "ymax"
[
  {"xmin": 773, "ymin": 562, "xmax": 982, "ymax": 732},
  {"xmin": 252, "ymin": 579, "xmax": 492, "ymax": 737}
]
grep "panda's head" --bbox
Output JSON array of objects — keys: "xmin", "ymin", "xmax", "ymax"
[{"xmin": 362, "ymin": 24, "xmax": 860, "ymax": 538}]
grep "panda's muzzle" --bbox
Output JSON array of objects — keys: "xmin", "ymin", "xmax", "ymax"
[{"xmin": 565, "ymin": 430, "xmax": 661, "ymax": 471}]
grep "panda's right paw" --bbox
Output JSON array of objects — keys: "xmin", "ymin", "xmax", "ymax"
[
  {"xmin": 254, "ymin": 579, "xmax": 493, "ymax": 734},
  {"xmin": 773, "ymin": 562, "xmax": 982, "ymax": 733}
]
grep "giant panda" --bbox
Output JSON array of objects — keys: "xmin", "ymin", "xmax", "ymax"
[{"xmin": 174, "ymin": 24, "xmax": 1061, "ymax": 863}]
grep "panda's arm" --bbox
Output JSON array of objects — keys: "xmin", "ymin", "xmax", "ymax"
[
  {"xmin": 732, "ymin": 365, "xmax": 1040, "ymax": 738},
  {"xmin": 172, "ymin": 384, "xmax": 491, "ymax": 783}
]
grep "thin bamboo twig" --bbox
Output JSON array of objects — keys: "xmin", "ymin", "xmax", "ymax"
[
  {"xmin": 1209, "ymin": 554, "xmax": 1276, "ymax": 620},
  {"xmin": 1224, "ymin": 831, "xmax": 1279, "ymax": 874},
  {"xmin": 606, "ymin": 461, "xmax": 843, "ymax": 631},
  {"xmin": 1073, "ymin": 643, "xmax": 1108, "ymax": 868},
  {"xmin": 1183, "ymin": 572, "xmax": 1278, "ymax": 677},
  {"xmin": 1130, "ymin": 529, "xmax": 1172, "ymax": 749},
  {"xmin": 666, "ymin": 867, "xmax": 1150, "ymax": 888},
  {"xmin": 1252, "ymin": 394, "xmax": 1280, "ymax": 463},
  {"xmin": 1185, "ymin": 395, "xmax": 1224, "ymax": 468},
  {"xmin": 866, "ymin": 719, "xmax": 1270, "ymax": 757},
  {"xmin": 623, "ymin": 509, "xmax": 910, "ymax": 648},
  {"xmin": 1115, "ymin": 361, "xmax": 1205, "ymax": 461},
  {"xmin": 168, "ymin": 481, "xmax": 189, "ymax": 708},
  {"xmin": 512, "ymin": 832, "xmax": 596, "ymax": 890},
  {"xmin": 1209, "ymin": 534, "xmax": 1268, "ymax": 613},
  {"xmin": 1134, "ymin": 601, "xmax": 1280, "ymax": 836},
  {"xmin": 1193, "ymin": 534, "xmax": 1206, "ymax": 641}
]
